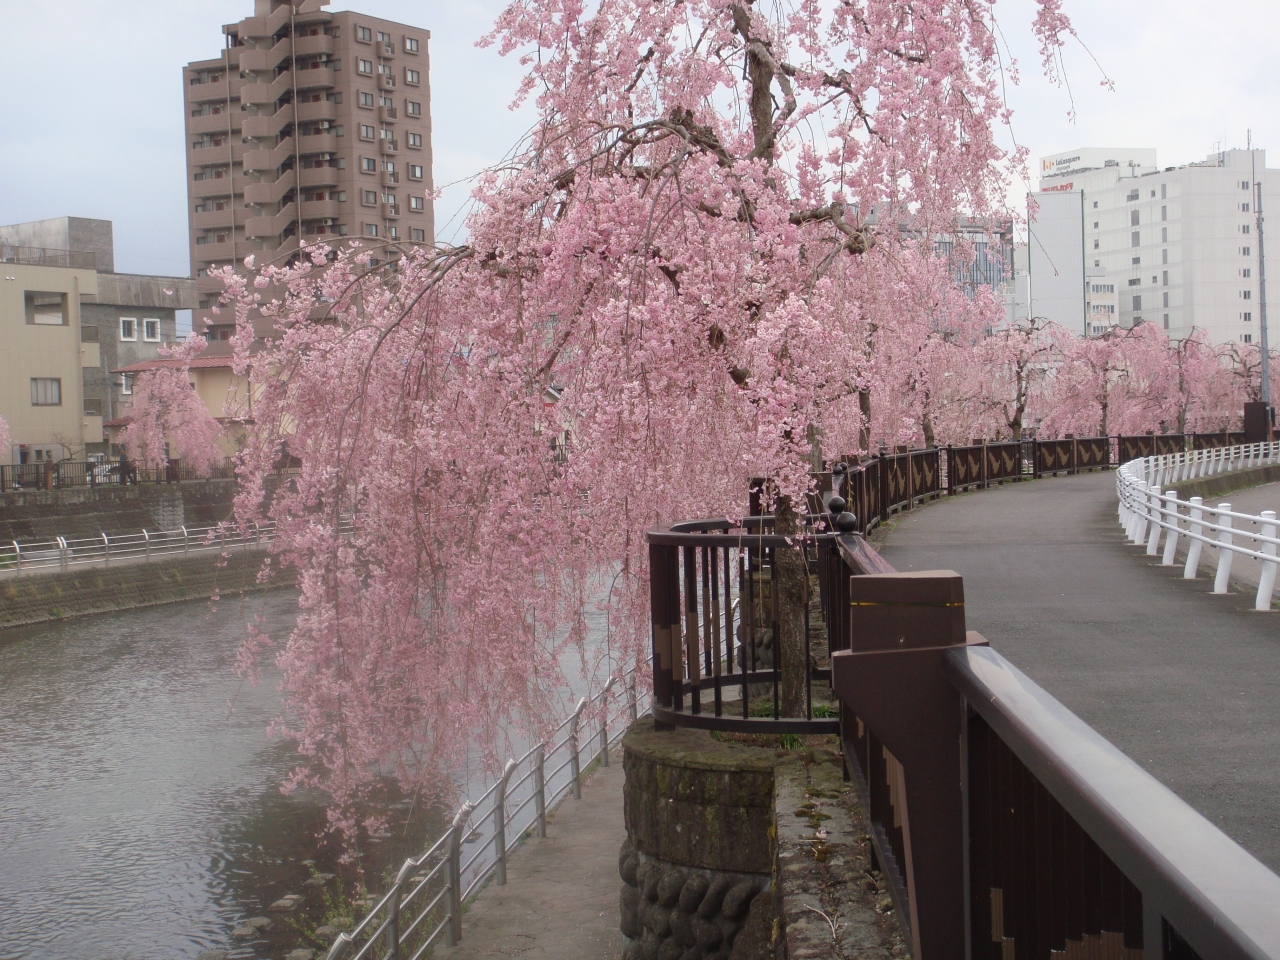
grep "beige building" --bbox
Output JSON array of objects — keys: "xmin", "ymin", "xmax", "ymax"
[
  {"xmin": 184, "ymin": 0, "xmax": 435, "ymax": 341},
  {"xmin": 0, "ymin": 221, "xmax": 198, "ymax": 464},
  {"xmin": 110, "ymin": 355, "xmax": 252, "ymax": 459}
]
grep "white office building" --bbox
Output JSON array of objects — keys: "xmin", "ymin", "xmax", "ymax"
[{"xmin": 1027, "ymin": 147, "xmax": 1279, "ymax": 344}]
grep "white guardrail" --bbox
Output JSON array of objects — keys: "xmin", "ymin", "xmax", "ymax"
[
  {"xmin": 0, "ymin": 518, "xmax": 356, "ymax": 576},
  {"xmin": 327, "ymin": 669, "xmax": 649, "ymax": 960},
  {"xmin": 1117, "ymin": 440, "xmax": 1280, "ymax": 610}
]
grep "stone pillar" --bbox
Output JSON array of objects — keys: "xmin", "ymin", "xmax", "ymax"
[{"xmin": 620, "ymin": 723, "xmax": 776, "ymax": 960}]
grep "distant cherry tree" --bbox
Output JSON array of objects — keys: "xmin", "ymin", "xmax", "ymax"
[{"xmin": 116, "ymin": 336, "xmax": 224, "ymax": 475}]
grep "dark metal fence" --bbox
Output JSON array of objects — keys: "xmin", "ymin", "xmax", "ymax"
[
  {"xmin": 1120, "ymin": 432, "xmax": 1249, "ymax": 462},
  {"xmin": 829, "ymin": 552, "xmax": 1280, "ymax": 960},
  {"xmin": 1, "ymin": 459, "xmax": 239, "ymax": 492}
]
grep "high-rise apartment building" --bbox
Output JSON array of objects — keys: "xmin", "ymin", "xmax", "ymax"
[
  {"xmin": 183, "ymin": 0, "xmax": 434, "ymax": 340},
  {"xmin": 1028, "ymin": 147, "xmax": 1278, "ymax": 344}
]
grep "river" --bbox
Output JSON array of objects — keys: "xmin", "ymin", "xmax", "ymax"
[{"xmin": 0, "ymin": 591, "xmax": 446, "ymax": 960}]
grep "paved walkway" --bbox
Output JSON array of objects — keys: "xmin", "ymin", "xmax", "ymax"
[
  {"xmin": 435, "ymin": 761, "xmax": 625, "ymax": 960},
  {"xmin": 880, "ymin": 470, "xmax": 1280, "ymax": 873}
]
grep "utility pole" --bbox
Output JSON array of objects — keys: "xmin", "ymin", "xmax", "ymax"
[{"xmin": 1255, "ymin": 144, "xmax": 1271, "ymax": 406}]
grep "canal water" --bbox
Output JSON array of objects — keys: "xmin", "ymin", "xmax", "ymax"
[{"xmin": 0, "ymin": 591, "xmax": 448, "ymax": 960}]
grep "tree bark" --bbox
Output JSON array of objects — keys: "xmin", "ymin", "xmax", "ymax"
[{"xmin": 773, "ymin": 494, "xmax": 808, "ymax": 718}]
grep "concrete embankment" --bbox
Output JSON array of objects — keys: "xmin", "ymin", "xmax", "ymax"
[
  {"xmin": 0, "ymin": 480, "xmax": 239, "ymax": 543},
  {"xmin": 0, "ymin": 548, "xmax": 290, "ymax": 629}
]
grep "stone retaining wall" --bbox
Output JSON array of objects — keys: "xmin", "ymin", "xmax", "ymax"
[
  {"xmin": 0, "ymin": 481, "xmax": 239, "ymax": 543},
  {"xmin": 0, "ymin": 548, "xmax": 289, "ymax": 629},
  {"xmin": 620, "ymin": 723, "xmax": 909, "ymax": 960}
]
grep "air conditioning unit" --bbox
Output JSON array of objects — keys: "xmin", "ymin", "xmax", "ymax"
[{"xmin": 322, "ymin": 218, "xmax": 335, "ymax": 226}]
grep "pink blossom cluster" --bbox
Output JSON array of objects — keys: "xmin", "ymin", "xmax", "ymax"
[{"xmin": 116, "ymin": 336, "xmax": 225, "ymax": 474}]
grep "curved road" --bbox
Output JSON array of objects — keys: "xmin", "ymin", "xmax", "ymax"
[{"xmin": 879, "ymin": 469, "xmax": 1280, "ymax": 873}]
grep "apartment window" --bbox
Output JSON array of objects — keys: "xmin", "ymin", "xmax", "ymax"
[
  {"xmin": 1162, "ymin": 271, "xmax": 1168, "ymax": 286},
  {"xmin": 1131, "ymin": 231, "xmax": 1140, "ymax": 247},
  {"xmin": 1092, "ymin": 221, "xmax": 1099, "ymax": 229},
  {"xmin": 1243, "ymin": 180, "xmax": 1252, "ymax": 190},
  {"xmin": 405, "ymin": 68, "xmax": 420, "ymax": 85},
  {"xmin": 380, "ymin": 95, "xmax": 394, "ymax": 108},
  {"xmin": 30, "ymin": 378, "xmax": 62, "ymax": 406},
  {"xmin": 120, "ymin": 317, "xmax": 137, "ymax": 340},
  {"xmin": 360, "ymin": 189, "xmax": 376, "ymax": 206},
  {"xmin": 1162, "ymin": 249, "xmax": 1168, "ymax": 264},
  {"xmin": 1244, "ymin": 334, "xmax": 1253, "ymax": 343},
  {"xmin": 1127, "ymin": 278, "xmax": 1140, "ymax": 286},
  {"xmin": 1150, "ymin": 190, "xmax": 1156, "ymax": 198},
  {"xmin": 1131, "ymin": 257, "xmax": 1141, "ymax": 265},
  {"xmin": 384, "ymin": 161, "xmax": 396, "ymax": 175},
  {"xmin": 409, "ymin": 195, "xmax": 424, "ymax": 211},
  {"xmin": 359, "ymin": 91, "xmax": 375, "ymax": 108},
  {"xmin": 1243, "ymin": 268, "xmax": 1252, "ymax": 278},
  {"xmin": 1161, "ymin": 227, "xmax": 1168, "ymax": 243},
  {"xmin": 406, "ymin": 100, "xmax": 422, "ymax": 117},
  {"xmin": 120, "ymin": 373, "xmax": 134, "ymax": 394},
  {"xmin": 1161, "ymin": 206, "xmax": 1167, "ymax": 221},
  {"xmin": 407, "ymin": 132, "xmax": 422, "ymax": 148},
  {"xmin": 1161, "ymin": 184, "xmax": 1167, "ymax": 200},
  {"xmin": 25, "ymin": 291, "xmax": 67, "ymax": 325},
  {"xmin": 1242, "ymin": 290, "xmax": 1253, "ymax": 300},
  {"xmin": 360, "ymin": 124, "xmax": 376, "ymax": 140},
  {"xmin": 1244, "ymin": 312, "xmax": 1253, "ymax": 322},
  {"xmin": 364, "ymin": 223, "xmax": 378, "ymax": 237},
  {"xmin": 1242, "ymin": 225, "xmax": 1251, "ymax": 234},
  {"xmin": 1126, "ymin": 189, "xmax": 1139, "ymax": 202},
  {"xmin": 411, "ymin": 227, "xmax": 426, "ymax": 241},
  {"xmin": 1163, "ymin": 315, "xmax": 1169, "ymax": 329},
  {"xmin": 1093, "ymin": 201, "xmax": 1099, "ymax": 209},
  {"xmin": 1132, "ymin": 296, "xmax": 1142, "ymax": 311},
  {"xmin": 1130, "ymin": 210, "xmax": 1140, "ymax": 226},
  {"xmin": 362, "ymin": 156, "xmax": 377, "ymax": 173},
  {"xmin": 377, "ymin": 30, "xmax": 391, "ymax": 43},
  {"xmin": 388, "ymin": 226, "xmax": 399, "ymax": 239},
  {"xmin": 408, "ymin": 164, "xmax": 423, "ymax": 181},
  {"xmin": 1242, "ymin": 203, "xmax": 1251, "ymax": 213},
  {"xmin": 143, "ymin": 319, "xmax": 161, "ymax": 342},
  {"xmin": 1092, "ymin": 284, "xmax": 1114, "ymax": 294},
  {"xmin": 1093, "ymin": 239, "xmax": 1099, "ymax": 250},
  {"xmin": 1243, "ymin": 246, "xmax": 1251, "ymax": 256},
  {"xmin": 328, "ymin": 92, "xmax": 343, "ymax": 104},
  {"xmin": 1162, "ymin": 292, "xmax": 1169, "ymax": 308},
  {"xmin": 358, "ymin": 59, "xmax": 373, "ymax": 75},
  {"xmin": 1094, "ymin": 260, "xmax": 1100, "ymax": 267},
  {"xmin": 404, "ymin": 36, "xmax": 419, "ymax": 53},
  {"xmin": 357, "ymin": 25, "xmax": 372, "ymax": 42}
]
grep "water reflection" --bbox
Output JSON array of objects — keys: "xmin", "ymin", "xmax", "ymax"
[{"xmin": 0, "ymin": 591, "xmax": 444, "ymax": 960}]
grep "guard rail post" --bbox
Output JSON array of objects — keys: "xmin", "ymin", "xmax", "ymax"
[
  {"xmin": 1130, "ymin": 482, "xmax": 1150, "ymax": 544},
  {"xmin": 1161, "ymin": 492, "xmax": 1180, "ymax": 566},
  {"xmin": 599, "ymin": 677, "xmax": 618, "ymax": 767},
  {"xmin": 1184, "ymin": 498, "xmax": 1205, "ymax": 579},
  {"xmin": 445, "ymin": 802, "xmax": 473, "ymax": 946},
  {"xmin": 1145, "ymin": 487, "xmax": 1163, "ymax": 555},
  {"xmin": 143, "ymin": 529, "xmax": 151, "ymax": 562},
  {"xmin": 569, "ymin": 697, "xmax": 586, "ymax": 800},
  {"xmin": 627, "ymin": 676, "xmax": 638, "ymax": 723},
  {"xmin": 385, "ymin": 870, "xmax": 404, "ymax": 960},
  {"xmin": 10, "ymin": 540, "xmax": 20, "ymax": 576},
  {"xmin": 1213, "ymin": 505, "xmax": 1234, "ymax": 594},
  {"xmin": 182, "ymin": 526, "xmax": 189, "ymax": 555},
  {"xmin": 102, "ymin": 532, "xmax": 110, "ymax": 568},
  {"xmin": 1258, "ymin": 511, "xmax": 1278, "ymax": 611},
  {"xmin": 494, "ymin": 758, "xmax": 517, "ymax": 885},
  {"xmin": 57, "ymin": 536, "xmax": 68, "ymax": 571},
  {"xmin": 533, "ymin": 742, "xmax": 547, "ymax": 838}
]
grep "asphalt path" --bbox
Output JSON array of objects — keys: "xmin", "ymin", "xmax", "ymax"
[{"xmin": 879, "ymin": 470, "xmax": 1280, "ymax": 873}]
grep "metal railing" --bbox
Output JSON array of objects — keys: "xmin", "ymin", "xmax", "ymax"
[
  {"xmin": 824, "ymin": 516, "xmax": 1280, "ymax": 960},
  {"xmin": 0, "ymin": 243, "xmax": 97, "ymax": 269},
  {"xmin": 1116, "ymin": 441, "xmax": 1280, "ymax": 609},
  {"xmin": 327, "ymin": 671, "xmax": 648, "ymax": 960},
  {"xmin": 1, "ymin": 458, "xmax": 241, "ymax": 492}
]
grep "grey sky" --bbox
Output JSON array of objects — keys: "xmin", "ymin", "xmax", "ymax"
[{"xmin": 0, "ymin": 1, "xmax": 1277, "ymax": 278}]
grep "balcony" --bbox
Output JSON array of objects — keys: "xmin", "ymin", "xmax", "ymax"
[
  {"xmin": 192, "ymin": 239, "xmax": 237, "ymax": 262},
  {"xmin": 301, "ymin": 199, "xmax": 342, "ymax": 221},
  {"xmin": 189, "ymin": 111, "xmax": 233, "ymax": 135},
  {"xmin": 381, "ymin": 202, "xmax": 401, "ymax": 219},
  {"xmin": 196, "ymin": 274, "xmax": 229, "ymax": 295},
  {"xmin": 242, "ymin": 103, "xmax": 290, "ymax": 139},
  {"xmin": 382, "ymin": 170, "xmax": 400, "ymax": 187},
  {"xmin": 245, "ymin": 202, "xmax": 298, "ymax": 240},
  {"xmin": 239, "ymin": 35, "xmax": 291, "ymax": 74},
  {"xmin": 378, "ymin": 74, "xmax": 397, "ymax": 90},
  {"xmin": 241, "ymin": 72, "xmax": 292, "ymax": 107},
  {"xmin": 189, "ymin": 141, "xmax": 243, "ymax": 166},
  {"xmin": 381, "ymin": 40, "xmax": 396, "ymax": 58},
  {"xmin": 192, "ymin": 207, "xmax": 235, "ymax": 230},
  {"xmin": 299, "ymin": 165, "xmax": 339, "ymax": 189},
  {"xmin": 295, "ymin": 33, "xmax": 334, "ymax": 58},
  {"xmin": 297, "ymin": 132, "xmax": 338, "ymax": 157},
  {"xmin": 297, "ymin": 99, "xmax": 337, "ymax": 124},
  {"xmin": 191, "ymin": 175, "xmax": 235, "ymax": 199},
  {"xmin": 380, "ymin": 139, "xmax": 399, "ymax": 156},
  {"xmin": 378, "ymin": 105, "xmax": 398, "ymax": 124},
  {"xmin": 245, "ymin": 174, "xmax": 290, "ymax": 206},
  {"xmin": 296, "ymin": 65, "xmax": 336, "ymax": 92},
  {"xmin": 244, "ymin": 136, "xmax": 294, "ymax": 174}
]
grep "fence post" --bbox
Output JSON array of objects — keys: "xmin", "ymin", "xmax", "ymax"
[
  {"xmin": 1145, "ymin": 487, "xmax": 1163, "ymax": 555},
  {"xmin": 1213, "ymin": 505, "xmax": 1234, "ymax": 594},
  {"xmin": 10, "ymin": 541, "xmax": 20, "ymax": 577},
  {"xmin": 385, "ymin": 870, "xmax": 405, "ymax": 960},
  {"xmin": 1258, "ymin": 511, "xmax": 1278, "ymax": 611},
  {"xmin": 627, "ymin": 675, "xmax": 638, "ymax": 723},
  {"xmin": 57, "ymin": 536, "xmax": 68, "ymax": 572},
  {"xmin": 445, "ymin": 802, "xmax": 474, "ymax": 947},
  {"xmin": 569, "ymin": 697, "xmax": 587, "ymax": 800},
  {"xmin": 102, "ymin": 532, "xmax": 110, "ymax": 568},
  {"xmin": 494, "ymin": 758, "xmax": 517, "ymax": 885},
  {"xmin": 182, "ymin": 526, "xmax": 189, "ymax": 555},
  {"xmin": 1129, "ymin": 482, "xmax": 1149, "ymax": 544},
  {"xmin": 1161, "ymin": 492, "xmax": 1180, "ymax": 566},
  {"xmin": 143, "ymin": 529, "xmax": 151, "ymax": 562},
  {"xmin": 533, "ymin": 742, "xmax": 547, "ymax": 838},
  {"xmin": 1183, "ymin": 498, "xmax": 1205, "ymax": 579},
  {"xmin": 599, "ymin": 677, "xmax": 618, "ymax": 767}
]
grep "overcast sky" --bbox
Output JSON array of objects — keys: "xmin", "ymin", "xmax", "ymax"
[{"xmin": 0, "ymin": 0, "xmax": 1277, "ymax": 278}]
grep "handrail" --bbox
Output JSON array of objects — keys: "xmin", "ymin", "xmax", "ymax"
[
  {"xmin": 1115, "ymin": 441, "xmax": 1280, "ymax": 609},
  {"xmin": 325, "ymin": 670, "xmax": 647, "ymax": 960}
]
